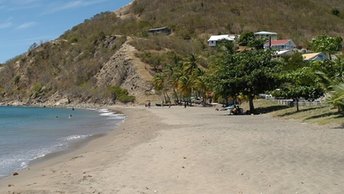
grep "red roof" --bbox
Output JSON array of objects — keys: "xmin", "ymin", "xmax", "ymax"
[{"xmin": 269, "ymin": 39, "xmax": 290, "ymax": 45}]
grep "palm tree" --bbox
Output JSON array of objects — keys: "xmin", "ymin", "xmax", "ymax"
[
  {"xmin": 327, "ymin": 82, "xmax": 344, "ymax": 113},
  {"xmin": 193, "ymin": 70, "xmax": 209, "ymax": 106},
  {"xmin": 179, "ymin": 54, "xmax": 204, "ymax": 106},
  {"xmin": 153, "ymin": 73, "xmax": 170, "ymax": 103},
  {"xmin": 316, "ymin": 66, "xmax": 344, "ymax": 113}
]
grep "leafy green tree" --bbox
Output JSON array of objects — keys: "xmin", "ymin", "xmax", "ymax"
[
  {"xmin": 236, "ymin": 49, "xmax": 281, "ymax": 113},
  {"xmin": 207, "ymin": 41, "xmax": 238, "ymax": 105},
  {"xmin": 273, "ymin": 65, "xmax": 324, "ymax": 111},
  {"xmin": 238, "ymin": 31, "xmax": 265, "ymax": 49},
  {"xmin": 310, "ymin": 35, "xmax": 343, "ymax": 60},
  {"xmin": 238, "ymin": 32, "xmax": 255, "ymax": 46},
  {"xmin": 209, "ymin": 41, "xmax": 281, "ymax": 113}
]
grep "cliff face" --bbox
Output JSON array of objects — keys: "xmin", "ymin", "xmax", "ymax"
[
  {"xmin": 0, "ymin": 37, "xmax": 154, "ymax": 106},
  {"xmin": 95, "ymin": 41, "xmax": 153, "ymax": 104},
  {"xmin": 0, "ymin": 7, "xmax": 157, "ymax": 106}
]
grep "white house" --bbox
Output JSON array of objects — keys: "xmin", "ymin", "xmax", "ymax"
[
  {"xmin": 254, "ymin": 31, "xmax": 278, "ymax": 40},
  {"xmin": 208, "ymin": 35, "xmax": 236, "ymax": 47},
  {"xmin": 264, "ymin": 39, "xmax": 296, "ymax": 51}
]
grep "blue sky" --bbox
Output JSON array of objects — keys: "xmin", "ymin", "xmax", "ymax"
[{"xmin": 0, "ymin": 0, "xmax": 132, "ymax": 63}]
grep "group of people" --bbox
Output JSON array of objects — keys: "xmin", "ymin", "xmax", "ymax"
[{"xmin": 230, "ymin": 105, "xmax": 243, "ymax": 115}]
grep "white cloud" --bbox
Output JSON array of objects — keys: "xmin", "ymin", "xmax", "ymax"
[
  {"xmin": 16, "ymin": 22, "xmax": 37, "ymax": 30},
  {"xmin": 0, "ymin": 0, "xmax": 43, "ymax": 11},
  {"xmin": 42, "ymin": 0, "xmax": 107, "ymax": 15}
]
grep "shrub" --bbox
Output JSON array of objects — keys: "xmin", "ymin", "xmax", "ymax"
[
  {"xmin": 14, "ymin": 76, "xmax": 20, "ymax": 85},
  {"xmin": 108, "ymin": 86, "xmax": 135, "ymax": 103},
  {"xmin": 332, "ymin": 8, "xmax": 340, "ymax": 16}
]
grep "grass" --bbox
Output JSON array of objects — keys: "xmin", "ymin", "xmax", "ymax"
[{"xmin": 242, "ymin": 99, "xmax": 344, "ymax": 127}]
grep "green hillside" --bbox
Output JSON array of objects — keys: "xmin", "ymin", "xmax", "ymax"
[{"xmin": 0, "ymin": 0, "xmax": 344, "ymax": 104}]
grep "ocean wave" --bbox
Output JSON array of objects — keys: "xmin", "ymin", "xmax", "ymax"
[
  {"xmin": 98, "ymin": 109, "xmax": 126, "ymax": 120},
  {"xmin": 107, "ymin": 114, "xmax": 126, "ymax": 120},
  {"xmin": 20, "ymin": 161, "xmax": 28, "ymax": 168},
  {"xmin": 98, "ymin": 108, "xmax": 109, "ymax": 113},
  {"xmin": 61, "ymin": 134, "xmax": 90, "ymax": 142},
  {"xmin": 100, "ymin": 112, "xmax": 114, "ymax": 116},
  {"xmin": 0, "ymin": 149, "xmax": 51, "ymax": 177}
]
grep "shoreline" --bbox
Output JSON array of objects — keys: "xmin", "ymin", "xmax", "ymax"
[
  {"xmin": 1, "ymin": 105, "xmax": 344, "ymax": 193},
  {"xmin": 0, "ymin": 106, "xmax": 125, "ymax": 181},
  {"xmin": 0, "ymin": 105, "xmax": 159, "ymax": 193},
  {"xmin": 0, "ymin": 133, "xmax": 106, "ymax": 180}
]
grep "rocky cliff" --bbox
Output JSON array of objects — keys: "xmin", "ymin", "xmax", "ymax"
[
  {"xmin": 0, "ymin": 37, "xmax": 154, "ymax": 106},
  {"xmin": 95, "ymin": 41, "xmax": 154, "ymax": 104}
]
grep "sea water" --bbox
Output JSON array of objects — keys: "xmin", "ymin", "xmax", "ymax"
[{"xmin": 0, "ymin": 106, "xmax": 125, "ymax": 178}]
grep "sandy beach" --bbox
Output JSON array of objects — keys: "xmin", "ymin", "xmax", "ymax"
[{"xmin": 0, "ymin": 105, "xmax": 344, "ymax": 193}]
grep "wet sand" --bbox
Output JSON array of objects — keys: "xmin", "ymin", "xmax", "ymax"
[{"xmin": 0, "ymin": 105, "xmax": 344, "ymax": 193}]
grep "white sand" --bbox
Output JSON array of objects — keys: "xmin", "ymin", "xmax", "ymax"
[{"xmin": 0, "ymin": 106, "xmax": 344, "ymax": 193}]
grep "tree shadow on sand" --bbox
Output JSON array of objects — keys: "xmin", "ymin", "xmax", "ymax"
[
  {"xmin": 333, "ymin": 123, "xmax": 344, "ymax": 129},
  {"xmin": 304, "ymin": 112, "xmax": 344, "ymax": 120},
  {"xmin": 277, "ymin": 107, "xmax": 322, "ymax": 117},
  {"xmin": 255, "ymin": 105, "xmax": 289, "ymax": 114}
]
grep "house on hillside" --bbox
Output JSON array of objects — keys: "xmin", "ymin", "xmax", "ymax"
[
  {"xmin": 264, "ymin": 39, "xmax": 296, "ymax": 51},
  {"xmin": 254, "ymin": 31, "xmax": 278, "ymax": 40},
  {"xmin": 302, "ymin": 52, "xmax": 328, "ymax": 61},
  {"xmin": 208, "ymin": 34, "xmax": 236, "ymax": 47},
  {"xmin": 148, "ymin": 27, "xmax": 172, "ymax": 35}
]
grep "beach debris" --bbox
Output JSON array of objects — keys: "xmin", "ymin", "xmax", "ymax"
[
  {"xmin": 12, "ymin": 172, "xmax": 19, "ymax": 176},
  {"xmin": 183, "ymin": 157, "xmax": 187, "ymax": 159},
  {"xmin": 8, "ymin": 184, "xmax": 14, "ymax": 187}
]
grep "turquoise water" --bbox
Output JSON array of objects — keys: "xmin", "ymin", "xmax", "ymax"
[{"xmin": 0, "ymin": 106, "xmax": 125, "ymax": 178}]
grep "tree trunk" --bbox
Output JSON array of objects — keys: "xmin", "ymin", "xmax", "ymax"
[
  {"xmin": 248, "ymin": 95, "xmax": 255, "ymax": 114},
  {"xmin": 202, "ymin": 93, "xmax": 206, "ymax": 107},
  {"xmin": 165, "ymin": 92, "xmax": 170, "ymax": 103},
  {"xmin": 295, "ymin": 98, "xmax": 300, "ymax": 112},
  {"xmin": 162, "ymin": 92, "xmax": 167, "ymax": 104},
  {"xmin": 173, "ymin": 89, "xmax": 179, "ymax": 104}
]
